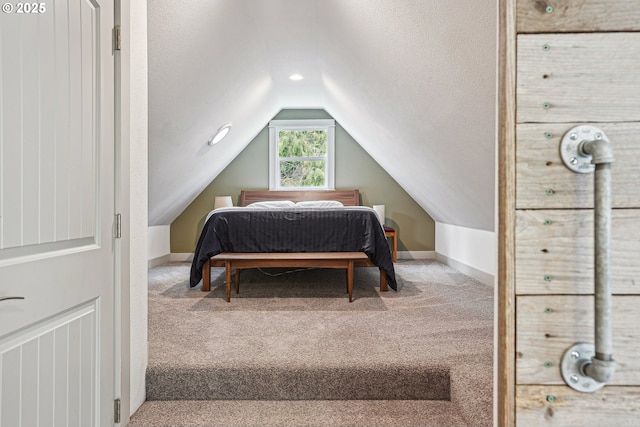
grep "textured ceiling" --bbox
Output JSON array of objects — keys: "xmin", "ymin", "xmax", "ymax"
[{"xmin": 148, "ymin": 0, "xmax": 497, "ymax": 231}]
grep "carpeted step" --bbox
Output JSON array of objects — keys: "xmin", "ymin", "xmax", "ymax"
[
  {"xmin": 128, "ymin": 399, "xmax": 469, "ymax": 427},
  {"xmin": 146, "ymin": 364, "xmax": 450, "ymax": 401},
  {"xmin": 143, "ymin": 261, "xmax": 494, "ymax": 426}
]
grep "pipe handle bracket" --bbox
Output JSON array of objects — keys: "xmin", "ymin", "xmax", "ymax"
[
  {"xmin": 560, "ymin": 125, "xmax": 612, "ymax": 173},
  {"xmin": 561, "ymin": 342, "xmax": 611, "ymax": 392}
]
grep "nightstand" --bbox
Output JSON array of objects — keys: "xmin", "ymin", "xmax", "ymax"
[{"xmin": 383, "ymin": 226, "xmax": 397, "ymax": 263}]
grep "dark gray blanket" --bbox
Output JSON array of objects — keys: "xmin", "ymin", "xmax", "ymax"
[{"xmin": 190, "ymin": 207, "xmax": 397, "ymax": 290}]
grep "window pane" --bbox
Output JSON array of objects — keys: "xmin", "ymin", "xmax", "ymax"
[
  {"xmin": 279, "ymin": 160, "xmax": 325, "ymax": 187},
  {"xmin": 278, "ymin": 130, "xmax": 327, "ymax": 157}
]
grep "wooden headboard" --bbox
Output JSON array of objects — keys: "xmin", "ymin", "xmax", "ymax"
[{"xmin": 239, "ymin": 190, "xmax": 360, "ymax": 207}]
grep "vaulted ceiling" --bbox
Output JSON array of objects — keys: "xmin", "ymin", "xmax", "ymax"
[{"xmin": 148, "ymin": 0, "xmax": 497, "ymax": 231}]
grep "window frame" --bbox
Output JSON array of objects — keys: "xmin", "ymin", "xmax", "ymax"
[{"xmin": 268, "ymin": 119, "xmax": 336, "ymax": 191}]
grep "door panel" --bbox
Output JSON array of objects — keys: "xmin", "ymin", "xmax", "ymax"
[
  {"xmin": 0, "ymin": 0, "xmax": 104, "ymax": 255},
  {"xmin": 0, "ymin": 0, "xmax": 115, "ymax": 425},
  {"xmin": 1, "ymin": 302, "xmax": 98, "ymax": 426}
]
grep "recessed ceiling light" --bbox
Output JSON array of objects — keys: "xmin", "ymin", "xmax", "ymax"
[
  {"xmin": 208, "ymin": 123, "xmax": 232, "ymax": 146},
  {"xmin": 289, "ymin": 74, "xmax": 304, "ymax": 81}
]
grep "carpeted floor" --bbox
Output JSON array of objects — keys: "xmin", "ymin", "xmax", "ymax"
[{"xmin": 130, "ymin": 260, "xmax": 493, "ymax": 427}]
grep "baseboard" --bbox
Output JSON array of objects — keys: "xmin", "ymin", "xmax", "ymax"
[
  {"xmin": 398, "ymin": 251, "xmax": 436, "ymax": 260},
  {"xmin": 435, "ymin": 253, "xmax": 495, "ymax": 286},
  {"xmin": 148, "ymin": 253, "xmax": 194, "ymax": 268},
  {"xmin": 170, "ymin": 253, "xmax": 194, "ymax": 262},
  {"xmin": 148, "ymin": 254, "xmax": 171, "ymax": 269}
]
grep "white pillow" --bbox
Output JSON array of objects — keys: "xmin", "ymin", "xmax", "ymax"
[
  {"xmin": 246, "ymin": 200, "xmax": 296, "ymax": 209},
  {"xmin": 295, "ymin": 200, "xmax": 344, "ymax": 208}
]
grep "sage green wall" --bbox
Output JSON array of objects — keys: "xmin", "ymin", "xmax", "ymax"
[{"xmin": 170, "ymin": 110, "xmax": 436, "ymax": 253}]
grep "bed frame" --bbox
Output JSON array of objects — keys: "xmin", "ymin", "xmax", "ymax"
[
  {"xmin": 239, "ymin": 189, "xmax": 360, "ymax": 207},
  {"xmin": 202, "ymin": 189, "xmax": 389, "ymax": 300}
]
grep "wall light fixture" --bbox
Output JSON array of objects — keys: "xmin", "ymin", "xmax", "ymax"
[{"xmin": 208, "ymin": 123, "xmax": 232, "ymax": 145}]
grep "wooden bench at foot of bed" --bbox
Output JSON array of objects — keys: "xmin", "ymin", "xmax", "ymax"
[{"xmin": 201, "ymin": 252, "xmax": 388, "ymax": 303}]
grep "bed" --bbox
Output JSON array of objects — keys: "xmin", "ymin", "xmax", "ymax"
[{"xmin": 189, "ymin": 189, "xmax": 397, "ymax": 297}]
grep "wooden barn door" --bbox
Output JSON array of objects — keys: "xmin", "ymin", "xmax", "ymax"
[
  {"xmin": 0, "ymin": 0, "xmax": 116, "ymax": 425},
  {"xmin": 499, "ymin": 1, "xmax": 640, "ymax": 426}
]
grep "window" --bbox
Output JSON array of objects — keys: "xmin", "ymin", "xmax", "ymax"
[{"xmin": 268, "ymin": 119, "xmax": 335, "ymax": 190}]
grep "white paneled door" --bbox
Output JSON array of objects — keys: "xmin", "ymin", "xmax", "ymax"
[{"xmin": 0, "ymin": 0, "xmax": 115, "ymax": 426}]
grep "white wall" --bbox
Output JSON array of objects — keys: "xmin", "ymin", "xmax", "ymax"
[
  {"xmin": 148, "ymin": 225, "xmax": 171, "ymax": 262},
  {"xmin": 129, "ymin": 0, "xmax": 149, "ymax": 417},
  {"xmin": 435, "ymin": 222, "xmax": 496, "ymax": 285},
  {"xmin": 147, "ymin": 1, "xmax": 497, "ymax": 232}
]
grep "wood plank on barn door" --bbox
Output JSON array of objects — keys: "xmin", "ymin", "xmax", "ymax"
[
  {"xmin": 515, "ymin": 209, "xmax": 640, "ymax": 295},
  {"xmin": 516, "ymin": 295, "xmax": 640, "ymax": 385},
  {"xmin": 516, "ymin": 0, "xmax": 640, "ymax": 33},
  {"xmin": 516, "ymin": 33, "xmax": 640, "ymax": 123},
  {"xmin": 497, "ymin": 1, "xmax": 518, "ymax": 426},
  {"xmin": 516, "ymin": 123, "xmax": 640, "ymax": 209},
  {"xmin": 516, "ymin": 385, "xmax": 640, "ymax": 427}
]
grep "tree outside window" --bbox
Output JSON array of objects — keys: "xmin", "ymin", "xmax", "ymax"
[{"xmin": 269, "ymin": 120, "xmax": 335, "ymax": 190}]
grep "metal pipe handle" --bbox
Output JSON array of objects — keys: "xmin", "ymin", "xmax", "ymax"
[
  {"xmin": 559, "ymin": 125, "xmax": 616, "ymax": 392},
  {"xmin": 592, "ymin": 160, "xmax": 613, "ymax": 361}
]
